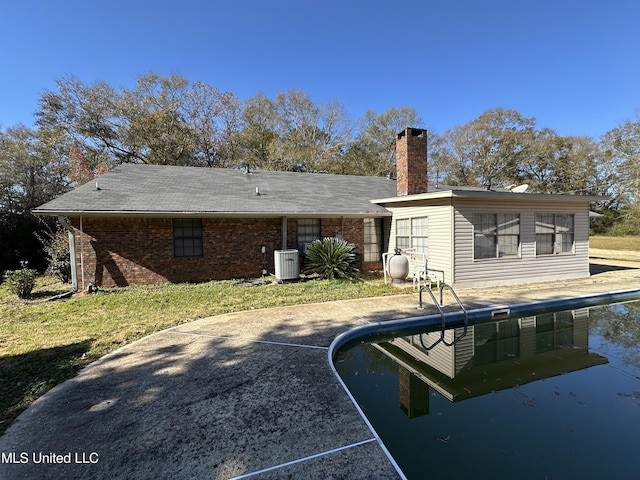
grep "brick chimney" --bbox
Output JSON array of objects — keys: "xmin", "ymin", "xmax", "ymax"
[{"xmin": 396, "ymin": 127, "xmax": 428, "ymax": 196}]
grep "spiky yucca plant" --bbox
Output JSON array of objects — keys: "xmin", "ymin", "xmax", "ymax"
[{"xmin": 303, "ymin": 237, "xmax": 360, "ymax": 280}]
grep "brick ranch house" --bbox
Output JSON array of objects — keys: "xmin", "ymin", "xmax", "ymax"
[{"xmin": 33, "ymin": 128, "xmax": 604, "ymax": 289}]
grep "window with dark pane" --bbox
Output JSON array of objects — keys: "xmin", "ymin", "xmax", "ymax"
[
  {"xmin": 473, "ymin": 213, "xmax": 520, "ymax": 259},
  {"xmin": 364, "ymin": 218, "xmax": 383, "ymax": 262},
  {"xmin": 535, "ymin": 213, "xmax": 574, "ymax": 255},
  {"xmin": 173, "ymin": 218, "xmax": 203, "ymax": 258},
  {"xmin": 297, "ymin": 218, "xmax": 321, "ymax": 251}
]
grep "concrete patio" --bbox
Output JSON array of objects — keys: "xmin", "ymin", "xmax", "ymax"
[{"xmin": 1, "ymin": 255, "xmax": 639, "ymax": 479}]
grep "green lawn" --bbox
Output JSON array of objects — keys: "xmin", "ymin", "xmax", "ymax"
[{"xmin": 0, "ymin": 274, "xmax": 401, "ymax": 434}]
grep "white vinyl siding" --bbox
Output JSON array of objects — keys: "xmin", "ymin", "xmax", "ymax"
[
  {"xmin": 454, "ymin": 200, "xmax": 590, "ymax": 288},
  {"xmin": 388, "ymin": 327, "xmax": 470, "ymax": 380},
  {"xmin": 387, "ymin": 201, "xmax": 454, "ymax": 284},
  {"xmin": 383, "ymin": 196, "xmax": 591, "ymax": 288}
]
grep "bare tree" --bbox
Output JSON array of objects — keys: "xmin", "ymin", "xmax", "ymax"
[
  {"xmin": 238, "ymin": 89, "xmax": 352, "ymax": 173},
  {"xmin": 433, "ymin": 108, "xmax": 535, "ymax": 188},
  {"xmin": 36, "ymin": 74, "xmax": 241, "ymax": 168},
  {"xmin": 344, "ymin": 107, "xmax": 423, "ymax": 177},
  {"xmin": 184, "ymin": 82, "xmax": 242, "ymax": 168}
]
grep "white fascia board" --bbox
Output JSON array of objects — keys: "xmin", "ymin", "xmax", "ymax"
[
  {"xmin": 370, "ymin": 190, "xmax": 455, "ymax": 204},
  {"xmin": 371, "ymin": 190, "xmax": 608, "ymax": 206},
  {"xmin": 32, "ymin": 210, "xmax": 392, "ymax": 219}
]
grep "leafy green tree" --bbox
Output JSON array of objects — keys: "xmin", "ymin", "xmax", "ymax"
[
  {"xmin": 602, "ymin": 115, "xmax": 640, "ymax": 207},
  {"xmin": 0, "ymin": 126, "xmax": 72, "ymax": 212},
  {"xmin": 0, "ymin": 212, "xmax": 50, "ymax": 277},
  {"xmin": 119, "ymin": 74, "xmax": 196, "ymax": 165},
  {"xmin": 0, "ymin": 126, "xmax": 70, "ymax": 275}
]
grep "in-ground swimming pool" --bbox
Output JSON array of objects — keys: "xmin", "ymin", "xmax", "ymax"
[{"xmin": 333, "ymin": 296, "xmax": 640, "ymax": 479}]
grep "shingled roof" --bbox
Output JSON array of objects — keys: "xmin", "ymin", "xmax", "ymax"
[{"xmin": 33, "ymin": 164, "xmax": 398, "ymax": 218}]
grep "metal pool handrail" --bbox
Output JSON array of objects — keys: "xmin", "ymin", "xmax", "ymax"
[
  {"xmin": 327, "ymin": 288, "xmax": 640, "ymax": 480},
  {"xmin": 417, "ymin": 282, "xmax": 468, "ymax": 349}
]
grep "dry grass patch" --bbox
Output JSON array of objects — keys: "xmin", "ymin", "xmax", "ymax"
[
  {"xmin": 0, "ymin": 274, "xmax": 400, "ymax": 433},
  {"xmin": 590, "ymin": 236, "xmax": 640, "ymax": 251}
]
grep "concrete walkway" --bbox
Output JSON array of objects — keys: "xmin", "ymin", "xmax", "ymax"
[{"xmin": 1, "ymin": 257, "xmax": 640, "ymax": 479}]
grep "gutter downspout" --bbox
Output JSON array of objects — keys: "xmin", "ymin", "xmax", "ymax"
[
  {"xmin": 80, "ymin": 216, "xmax": 85, "ymax": 290},
  {"xmin": 57, "ymin": 216, "xmax": 78, "ymax": 292},
  {"xmin": 281, "ymin": 216, "xmax": 288, "ymax": 250}
]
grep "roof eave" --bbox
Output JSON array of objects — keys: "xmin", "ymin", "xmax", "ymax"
[
  {"xmin": 370, "ymin": 190, "xmax": 455, "ymax": 204},
  {"xmin": 32, "ymin": 209, "xmax": 392, "ymax": 219},
  {"xmin": 371, "ymin": 190, "xmax": 608, "ymax": 205}
]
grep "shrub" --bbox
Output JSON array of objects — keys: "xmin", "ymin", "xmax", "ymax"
[
  {"xmin": 36, "ymin": 225, "xmax": 72, "ymax": 283},
  {"xmin": 4, "ymin": 262, "xmax": 38, "ymax": 299},
  {"xmin": 303, "ymin": 237, "xmax": 360, "ymax": 280}
]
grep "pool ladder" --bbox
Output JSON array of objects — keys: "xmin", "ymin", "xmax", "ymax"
[{"xmin": 417, "ymin": 283, "xmax": 468, "ymax": 350}]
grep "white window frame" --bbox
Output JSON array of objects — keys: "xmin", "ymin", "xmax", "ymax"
[
  {"xmin": 395, "ymin": 217, "xmax": 428, "ymax": 254},
  {"xmin": 364, "ymin": 218, "xmax": 383, "ymax": 262},
  {"xmin": 473, "ymin": 213, "xmax": 520, "ymax": 260},
  {"xmin": 535, "ymin": 213, "xmax": 574, "ymax": 255}
]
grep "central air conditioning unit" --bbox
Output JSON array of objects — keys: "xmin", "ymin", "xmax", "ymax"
[{"xmin": 274, "ymin": 249, "xmax": 300, "ymax": 282}]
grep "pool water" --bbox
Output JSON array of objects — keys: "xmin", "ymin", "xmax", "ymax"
[{"xmin": 334, "ymin": 300, "xmax": 640, "ymax": 479}]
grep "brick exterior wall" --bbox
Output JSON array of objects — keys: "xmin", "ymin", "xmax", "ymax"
[
  {"xmin": 70, "ymin": 216, "xmax": 381, "ymax": 287},
  {"xmin": 396, "ymin": 127, "xmax": 428, "ymax": 196},
  {"xmin": 318, "ymin": 217, "xmax": 381, "ymax": 272}
]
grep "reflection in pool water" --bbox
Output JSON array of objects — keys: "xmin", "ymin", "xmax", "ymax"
[{"xmin": 334, "ymin": 301, "xmax": 640, "ymax": 480}]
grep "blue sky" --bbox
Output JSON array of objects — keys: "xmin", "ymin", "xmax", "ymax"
[{"xmin": 1, "ymin": 0, "xmax": 638, "ymax": 138}]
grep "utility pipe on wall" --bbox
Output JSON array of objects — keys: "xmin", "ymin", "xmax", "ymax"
[{"xmin": 281, "ymin": 216, "xmax": 288, "ymax": 250}]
